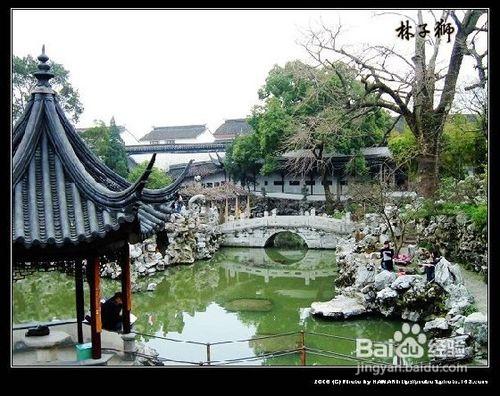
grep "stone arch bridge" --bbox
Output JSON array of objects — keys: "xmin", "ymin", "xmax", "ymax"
[{"xmin": 218, "ymin": 215, "xmax": 354, "ymax": 249}]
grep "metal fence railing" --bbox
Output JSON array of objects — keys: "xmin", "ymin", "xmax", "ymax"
[
  {"xmin": 133, "ymin": 329, "xmax": 401, "ymax": 366},
  {"xmin": 15, "ymin": 322, "xmax": 433, "ymax": 366}
]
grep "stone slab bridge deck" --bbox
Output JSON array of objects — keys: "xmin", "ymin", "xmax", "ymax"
[{"xmin": 218, "ymin": 214, "xmax": 355, "ymax": 249}]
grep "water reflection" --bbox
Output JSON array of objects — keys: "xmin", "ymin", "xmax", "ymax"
[
  {"xmin": 264, "ymin": 247, "xmax": 306, "ymax": 264},
  {"xmin": 214, "ymin": 248, "xmax": 336, "ymax": 286},
  {"xmin": 13, "ymin": 247, "xmax": 404, "ymax": 365}
]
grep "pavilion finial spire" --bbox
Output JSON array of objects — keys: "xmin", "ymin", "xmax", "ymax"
[{"xmin": 33, "ymin": 44, "xmax": 54, "ymax": 88}]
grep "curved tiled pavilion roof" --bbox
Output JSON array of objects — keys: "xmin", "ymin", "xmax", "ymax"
[{"xmin": 12, "ymin": 48, "xmax": 190, "ymax": 255}]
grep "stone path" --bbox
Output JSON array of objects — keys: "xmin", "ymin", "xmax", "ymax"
[
  {"xmin": 13, "ymin": 322, "xmax": 136, "ymax": 366},
  {"xmin": 461, "ymin": 267, "xmax": 487, "ymax": 314}
]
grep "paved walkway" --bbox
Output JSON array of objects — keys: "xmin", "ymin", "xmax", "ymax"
[
  {"xmin": 13, "ymin": 322, "xmax": 136, "ymax": 366},
  {"xmin": 461, "ymin": 267, "xmax": 488, "ymax": 314},
  {"xmin": 398, "ymin": 247, "xmax": 487, "ymax": 315}
]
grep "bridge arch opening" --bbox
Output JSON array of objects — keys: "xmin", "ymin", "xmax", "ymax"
[
  {"xmin": 264, "ymin": 232, "xmax": 308, "ymax": 265},
  {"xmin": 264, "ymin": 231, "xmax": 308, "ymax": 249}
]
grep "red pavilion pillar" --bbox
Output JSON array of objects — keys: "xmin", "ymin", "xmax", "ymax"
[{"xmin": 88, "ymin": 255, "xmax": 102, "ymax": 359}]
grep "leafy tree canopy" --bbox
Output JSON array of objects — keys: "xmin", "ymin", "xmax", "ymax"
[
  {"xmin": 127, "ymin": 161, "xmax": 172, "ymax": 189},
  {"xmin": 441, "ymin": 114, "xmax": 487, "ymax": 179},
  {"xmin": 225, "ymin": 133, "xmax": 262, "ymax": 186},
  {"xmin": 388, "ymin": 114, "xmax": 487, "ymax": 180},
  {"xmin": 79, "ymin": 121, "xmax": 110, "ymax": 161},
  {"xmin": 13, "ymin": 55, "xmax": 84, "ymax": 124},
  {"xmin": 105, "ymin": 117, "xmax": 129, "ymax": 178},
  {"xmin": 80, "ymin": 118, "xmax": 129, "ymax": 178},
  {"xmin": 226, "ymin": 60, "xmax": 392, "ymax": 183}
]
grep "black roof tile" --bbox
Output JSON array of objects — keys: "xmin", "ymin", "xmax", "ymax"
[{"xmin": 213, "ymin": 118, "xmax": 252, "ymax": 138}]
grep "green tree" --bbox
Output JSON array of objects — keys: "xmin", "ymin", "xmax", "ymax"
[
  {"xmin": 388, "ymin": 114, "xmax": 487, "ymax": 181},
  {"xmin": 236, "ymin": 60, "xmax": 391, "ymax": 211},
  {"xmin": 225, "ymin": 133, "xmax": 262, "ymax": 188},
  {"xmin": 105, "ymin": 117, "xmax": 129, "ymax": 178},
  {"xmin": 440, "ymin": 114, "xmax": 486, "ymax": 178},
  {"xmin": 127, "ymin": 161, "xmax": 172, "ymax": 189},
  {"xmin": 79, "ymin": 121, "xmax": 110, "ymax": 161},
  {"xmin": 388, "ymin": 127, "xmax": 418, "ymax": 179},
  {"xmin": 248, "ymin": 97, "xmax": 294, "ymax": 175},
  {"xmin": 304, "ymin": 10, "xmax": 487, "ymax": 197},
  {"xmin": 13, "ymin": 55, "xmax": 84, "ymax": 124},
  {"xmin": 80, "ymin": 118, "xmax": 131, "ymax": 177}
]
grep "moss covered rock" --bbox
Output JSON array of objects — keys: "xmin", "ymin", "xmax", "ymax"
[{"xmin": 225, "ymin": 298, "xmax": 273, "ymax": 312}]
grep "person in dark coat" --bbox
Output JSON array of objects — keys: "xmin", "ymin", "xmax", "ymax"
[
  {"xmin": 101, "ymin": 292, "xmax": 123, "ymax": 331},
  {"xmin": 380, "ymin": 240, "xmax": 395, "ymax": 271},
  {"xmin": 422, "ymin": 250, "xmax": 440, "ymax": 283}
]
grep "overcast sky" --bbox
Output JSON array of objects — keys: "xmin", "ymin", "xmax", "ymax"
[{"xmin": 12, "ymin": 9, "xmax": 487, "ymax": 141}]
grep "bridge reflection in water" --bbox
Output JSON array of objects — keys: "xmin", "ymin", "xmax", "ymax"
[{"xmin": 213, "ymin": 247, "xmax": 337, "ymax": 286}]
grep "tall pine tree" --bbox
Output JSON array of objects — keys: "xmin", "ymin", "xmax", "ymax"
[{"xmin": 105, "ymin": 117, "xmax": 129, "ymax": 178}]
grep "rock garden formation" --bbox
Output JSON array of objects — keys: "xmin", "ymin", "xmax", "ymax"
[
  {"xmin": 99, "ymin": 194, "xmax": 223, "ymax": 292},
  {"xmin": 310, "ymin": 210, "xmax": 487, "ymax": 363}
]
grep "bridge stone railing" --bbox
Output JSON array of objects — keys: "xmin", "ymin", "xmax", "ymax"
[
  {"xmin": 218, "ymin": 214, "xmax": 355, "ymax": 249},
  {"xmin": 219, "ymin": 215, "xmax": 353, "ymax": 234}
]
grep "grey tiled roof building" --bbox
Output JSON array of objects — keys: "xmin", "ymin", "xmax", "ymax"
[
  {"xmin": 213, "ymin": 118, "xmax": 252, "ymax": 140},
  {"xmin": 139, "ymin": 125, "xmax": 207, "ymax": 142}
]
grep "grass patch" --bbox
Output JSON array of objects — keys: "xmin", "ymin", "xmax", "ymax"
[
  {"xmin": 462, "ymin": 304, "xmax": 478, "ymax": 316},
  {"xmin": 410, "ymin": 200, "xmax": 487, "ymax": 230}
]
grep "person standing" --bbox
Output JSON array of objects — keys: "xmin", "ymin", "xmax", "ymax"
[
  {"xmin": 380, "ymin": 240, "xmax": 395, "ymax": 271},
  {"xmin": 422, "ymin": 249, "xmax": 440, "ymax": 283}
]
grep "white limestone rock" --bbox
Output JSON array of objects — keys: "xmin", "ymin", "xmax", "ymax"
[
  {"xmin": 434, "ymin": 257, "xmax": 464, "ymax": 292},
  {"xmin": 145, "ymin": 260, "xmax": 158, "ymax": 268},
  {"xmin": 423, "ymin": 317, "xmax": 449, "ymax": 332},
  {"xmin": 401, "ymin": 309, "xmax": 421, "ymax": 322},
  {"xmin": 310, "ymin": 294, "xmax": 366, "ymax": 319},
  {"xmin": 354, "ymin": 263, "xmax": 376, "ymax": 288},
  {"xmin": 447, "ymin": 314, "xmax": 466, "ymax": 329},
  {"xmin": 444, "ymin": 284, "xmax": 474, "ymax": 314},
  {"xmin": 463, "ymin": 312, "xmax": 487, "ymax": 345},
  {"xmin": 129, "ymin": 244, "xmax": 143, "ymax": 259},
  {"xmin": 374, "ymin": 270, "xmax": 397, "ymax": 291},
  {"xmin": 379, "ymin": 305, "xmax": 395, "ymax": 317},
  {"xmin": 154, "ymin": 252, "xmax": 163, "ymax": 260},
  {"xmin": 390, "ymin": 275, "xmax": 421, "ymax": 290},
  {"xmin": 376, "ymin": 287, "xmax": 398, "ymax": 301},
  {"xmin": 146, "ymin": 242, "xmax": 157, "ymax": 252}
]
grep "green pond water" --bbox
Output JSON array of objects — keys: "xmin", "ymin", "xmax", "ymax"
[{"xmin": 14, "ymin": 247, "xmax": 410, "ymax": 366}]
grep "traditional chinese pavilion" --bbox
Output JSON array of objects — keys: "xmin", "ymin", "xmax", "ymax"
[{"xmin": 12, "ymin": 47, "xmax": 189, "ymax": 360}]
